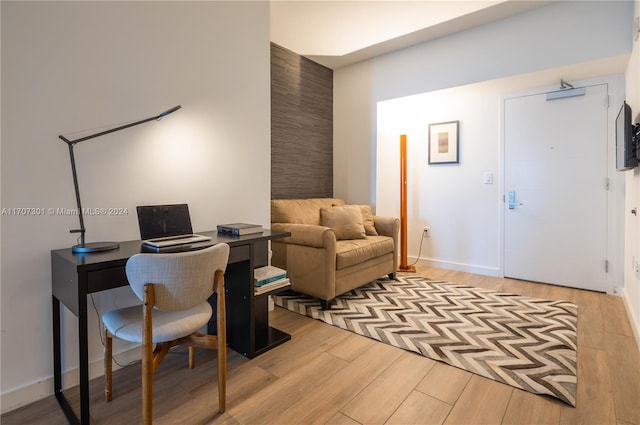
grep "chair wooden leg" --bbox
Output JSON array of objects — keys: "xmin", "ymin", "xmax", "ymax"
[
  {"xmin": 142, "ymin": 284, "xmax": 155, "ymax": 425},
  {"xmin": 105, "ymin": 328, "xmax": 112, "ymax": 402},
  {"xmin": 216, "ymin": 270, "xmax": 227, "ymax": 413},
  {"xmin": 189, "ymin": 346, "xmax": 195, "ymax": 369},
  {"xmin": 218, "ymin": 343, "xmax": 227, "ymax": 413}
]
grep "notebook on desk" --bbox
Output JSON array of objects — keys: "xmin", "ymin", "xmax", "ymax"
[{"xmin": 137, "ymin": 204, "xmax": 212, "ymax": 249}]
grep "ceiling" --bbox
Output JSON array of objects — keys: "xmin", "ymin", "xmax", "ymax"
[{"xmin": 270, "ymin": 0, "xmax": 554, "ymax": 69}]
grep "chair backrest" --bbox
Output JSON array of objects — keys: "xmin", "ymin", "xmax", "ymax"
[{"xmin": 126, "ymin": 244, "xmax": 230, "ymax": 312}]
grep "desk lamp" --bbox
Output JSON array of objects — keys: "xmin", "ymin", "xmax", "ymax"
[{"xmin": 59, "ymin": 105, "xmax": 181, "ymax": 253}]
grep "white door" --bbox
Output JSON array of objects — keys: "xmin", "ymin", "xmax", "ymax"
[{"xmin": 504, "ymin": 84, "xmax": 608, "ymax": 292}]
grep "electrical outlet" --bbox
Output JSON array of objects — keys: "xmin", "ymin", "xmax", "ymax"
[{"xmin": 423, "ymin": 226, "xmax": 430, "ymax": 237}]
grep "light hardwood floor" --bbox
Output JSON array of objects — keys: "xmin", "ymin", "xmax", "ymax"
[{"xmin": 3, "ymin": 266, "xmax": 639, "ymax": 425}]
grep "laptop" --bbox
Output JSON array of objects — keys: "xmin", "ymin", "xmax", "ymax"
[{"xmin": 137, "ymin": 204, "xmax": 212, "ymax": 249}]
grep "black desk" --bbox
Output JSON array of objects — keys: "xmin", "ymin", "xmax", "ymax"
[{"xmin": 51, "ymin": 229, "xmax": 290, "ymax": 425}]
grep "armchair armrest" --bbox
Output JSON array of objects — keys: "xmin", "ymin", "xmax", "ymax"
[
  {"xmin": 271, "ymin": 223, "xmax": 337, "ymax": 248},
  {"xmin": 374, "ymin": 216, "xmax": 400, "ymax": 272},
  {"xmin": 373, "ymin": 216, "xmax": 399, "ymax": 238},
  {"xmin": 270, "ymin": 222, "xmax": 338, "ymax": 301}
]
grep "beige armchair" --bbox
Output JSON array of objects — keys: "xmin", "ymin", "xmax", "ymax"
[{"xmin": 271, "ymin": 198, "xmax": 399, "ymax": 308}]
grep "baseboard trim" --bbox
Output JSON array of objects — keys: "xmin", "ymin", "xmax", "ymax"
[
  {"xmin": 621, "ymin": 287, "xmax": 640, "ymax": 352},
  {"xmin": 411, "ymin": 257, "xmax": 501, "ymax": 277},
  {"xmin": 0, "ymin": 345, "xmax": 140, "ymax": 414}
]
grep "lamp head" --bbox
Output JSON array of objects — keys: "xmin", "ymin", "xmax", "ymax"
[{"xmin": 157, "ymin": 105, "xmax": 182, "ymax": 120}]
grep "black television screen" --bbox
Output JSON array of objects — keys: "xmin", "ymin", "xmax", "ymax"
[{"xmin": 616, "ymin": 101, "xmax": 638, "ymax": 171}]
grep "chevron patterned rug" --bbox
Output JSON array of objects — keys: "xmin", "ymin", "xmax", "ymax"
[{"xmin": 273, "ymin": 275, "xmax": 578, "ymax": 406}]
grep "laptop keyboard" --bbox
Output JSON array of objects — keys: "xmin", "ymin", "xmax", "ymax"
[
  {"xmin": 144, "ymin": 234, "xmax": 212, "ymax": 248},
  {"xmin": 148, "ymin": 235, "xmax": 194, "ymax": 243}
]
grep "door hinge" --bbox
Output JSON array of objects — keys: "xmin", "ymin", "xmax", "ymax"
[
  {"xmin": 605, "ymin": 177, "xmax": 610, "ymax": 190},
  {"xmin": 606, "ymin": 95, "xmax": 610, "ymax": 108},
  {"xmin": 605, "ymin": 260, "xmax": 609, "ymax": 273}
]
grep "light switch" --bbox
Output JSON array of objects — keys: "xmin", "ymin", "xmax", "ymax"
[{"xmin": 483, "ymin": 172, "xmax": 493, "ymax": 184}]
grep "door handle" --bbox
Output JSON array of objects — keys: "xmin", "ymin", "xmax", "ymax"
[{"xmin": 508, "ymin": 191, "xmax": 524, "ymax": 209}]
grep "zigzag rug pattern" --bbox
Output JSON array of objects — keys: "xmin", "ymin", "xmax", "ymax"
[{"xmin": 273, "ymin": 275, "xmax": 578, "ymax": 406}]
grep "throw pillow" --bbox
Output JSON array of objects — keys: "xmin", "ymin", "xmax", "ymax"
[
  {"xmin": 357, "ymin": 205, "xmax": 379, "ymax": 236},
  {"xmin": 320, "ymin": 205, "xmax": 366, "ymax": 240}
]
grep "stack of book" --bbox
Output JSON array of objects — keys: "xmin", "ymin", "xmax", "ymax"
[
  {"xmin": 254, "ymin": 265, "xmax": 290, "ymax": 295},
  {"xmin": 217, "ymin": 223, "xmax": 263, "ymax": 236}
]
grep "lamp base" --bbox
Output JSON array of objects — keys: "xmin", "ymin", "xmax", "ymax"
[
  {"xmin": 397, "ymin": 264, "xmax": 416, "ymax": 273},
  {"xmin": 72, "ymin": 241, "xmax": 120, "ymax": 253}
]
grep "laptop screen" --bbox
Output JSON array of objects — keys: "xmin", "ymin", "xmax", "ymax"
[{"xmin": 136, "ymin": 204, "xmax": 194, "ymax": 240}]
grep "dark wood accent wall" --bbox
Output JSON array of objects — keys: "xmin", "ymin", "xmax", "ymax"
[{"xmin": 271, "ymin": 43, "xmax": 333, "ymax": 200}]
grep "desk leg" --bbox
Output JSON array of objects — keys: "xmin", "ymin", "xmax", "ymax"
[
  {"xmin": 53, "ymin": 296, "xmax": 63, "ymax": 402},
  {"xmin": 78, "ymin": 294, "xmax": 90, "ymax": 424},
  {"xmin": 52, "ymin": 294, "xmax": 90, "ymax": 425}
]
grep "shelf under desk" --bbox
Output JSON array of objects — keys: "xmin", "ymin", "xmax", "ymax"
[{"xmin": 51, "ymin": 229, "xmax": 290, "ymax": 425}]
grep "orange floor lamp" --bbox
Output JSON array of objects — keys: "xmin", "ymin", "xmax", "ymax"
[{"xmin": 398, "ymin": 134, "xmax": 416, "ymax": 272}]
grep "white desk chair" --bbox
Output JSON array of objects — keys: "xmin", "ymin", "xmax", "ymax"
[{"xmin": 102, "ymin": 243, "xmax": 230, "ymax": 424}]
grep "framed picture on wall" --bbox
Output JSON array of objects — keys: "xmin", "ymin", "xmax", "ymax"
[{"xmin": 428, "ymin": 121, "xmax": 459, "ymax": 164}]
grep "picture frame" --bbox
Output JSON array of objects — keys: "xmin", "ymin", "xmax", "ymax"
[{"xmin": 428, "ymin": 121, "xmax": 459, "ymax": 164}]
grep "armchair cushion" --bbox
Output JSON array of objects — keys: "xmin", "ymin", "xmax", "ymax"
[
  {"xmin": 320, "ymin": 205, "xmax": 366, "ymax": 240},
  {"xmin": 335, "ymin": 236, "xmax": 395, "ymax": 269},
  {"xmin": 357, "ymin": 205, "xmax": 379, "ymax": 236}
]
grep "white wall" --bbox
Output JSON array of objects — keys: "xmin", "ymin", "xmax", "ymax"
[
  {"xmin": 377, "ymin": 74, "xmax": 625, "ymax": 280},
  {"xmin": 623, "ymin": 0, "xmax": 640, "ymax": 346},
  {"xmin": 335, "ymin": 1, "xmax": 632, "ymax": 205},
  {"xmin": 334, "ymin": 0, "xmax": 638, "ymax": 344},
  {"xmin": 0, "ymin": 1, "xmax": 271, "ymax": 411},
  {"xmin": 376, "ymin": 84, "xmax": 501, "ymax": 275}
]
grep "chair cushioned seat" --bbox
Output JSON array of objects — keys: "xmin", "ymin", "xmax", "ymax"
[
  {"xmin": 103, "ymin": 302, "xmax": 212, "ymax": 343},
  {"xmin": 335, "ymin": 235, "xmax": 395, "ymax": 270}
]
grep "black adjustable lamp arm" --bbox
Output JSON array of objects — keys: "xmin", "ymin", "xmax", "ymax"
[
  {"xmin": 59, "ymin": 105, "xmax": 181, "ymax": 146},
  {"xmin": 58, "ymin": 105, "xmax": 181, "ymax": 249},
  {"xmin": 59, "ymin": 139, "xmax": 86, "ymax": 243}
]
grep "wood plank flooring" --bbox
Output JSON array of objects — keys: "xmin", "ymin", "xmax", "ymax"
[{"xmin": 3, "ymin": 266, "xmax": 639, "ymax": 425}]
